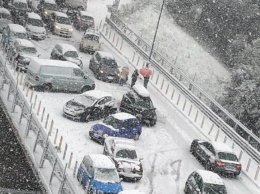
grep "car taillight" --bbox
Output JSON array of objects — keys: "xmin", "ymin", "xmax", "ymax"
[
  {"xmin": 236, "ymin": 164, "xmax": 242, "ymax": 169},
  {"xmin": 215, "ymin": 160, "xmax": 224, "ymax": 167},
  {"xmin": 35, "ymin": 76, "xmax": 39, "ymax": 81}
]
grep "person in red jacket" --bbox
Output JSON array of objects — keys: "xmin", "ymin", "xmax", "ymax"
[{"xmin": 139, "ymin": 62, "xmax": 153, "ymax": 88}]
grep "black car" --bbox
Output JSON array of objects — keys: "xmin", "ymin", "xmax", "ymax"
[
  {"xmin": 73, "ymin": 11, "xmax": 94, "ymax": 31},
  {"xmin": 190, "ymin": 139, "xmax": 242, "ymax": 176},
  {"xmin": 120, "ymin": 84, "xmax": 157, "ymax": 126},
  {"xmin": 36, "ymin": 0, "xmax": 58, "ymax": 22},
  {"xmin": 9, "ymin": 0, "xmax": 30, "ymax": 25},
  {"xmin": 63, "ymin": 90, "xmax": 117, "ymax": 122},
  {"xmin": 184, "ymin": 170, "xmax": 227, "ymax": 194},
  {"xmin": 89, "ymin": 51, "xmax": 120, "ymax": 83}
]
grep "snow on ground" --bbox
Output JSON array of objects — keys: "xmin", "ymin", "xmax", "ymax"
[{"xmin": 120, "ymin": 0, "xmax": 231, "ymax": 98}]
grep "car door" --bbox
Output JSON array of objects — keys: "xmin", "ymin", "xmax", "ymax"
[
  {"xmin": 120, "ymin": 95, "xmax": 133, "ymax": 113},
  {"xmin": 70, "ymin": 68, "xmax": 86, "ymax": 92},
  {"xmin": 201, "ymin": 142, "xmax": 215, "ymax": 161},
  {"xmin": 119, "ymin": 120, "xmax": 132, "ymax": 138},
  {"xmin": 196, "ymin": 141, "xmax": 209, "ymax": 161}
]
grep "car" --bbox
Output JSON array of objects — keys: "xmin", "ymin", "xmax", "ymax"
[
  {"xmin": 119, "ymin": 191, "xmax": 145, "ymax": 194},
  {"xmin": 36, "ymin": 0, "xmax": 58, "ymax": 22},
  {"xmin": 9, "ymin": 0, "xmax": 30, "ymax": 25},
  {"xmin": 79, "ymin": 29, "xmax": 101, "ymax": 53},
  {"xmin": 190, "ymin": 139, "xmax": 242, "ymax": 176},
  {"xmin": 0, "ymin": 7, "xmax": 13, "ymax": 33},
  {"xmin": 184, "ymin": 170, "xmax": 227, "ymax": 194},
  {"xmin": 25, "ymin": 12, "xmax": 46, "ymax": 40},
  {"xmin": 58, "ymin": 0, "xmax": 87, "ymax": 11},
  {"xmin": 74, "ymin": 11, "xmax": 94, "ymax": 31},
  {"xmin": 89, "ymin": 112, "xmax": 142, "ymax": 144},
  {"xmin": 77, "ymin": 154, "xmax": 123, "ymax": 194},
  {"xmin": 50, "ymin": 43, "xmax": 83, "ymax": 68},
  {"xmin": 103, "ymin": 137, "xmax": 143, "ymax": 181},
  {"xmin": 48, "ymin": 11, "xmax": 73, "ymax": 38},
  {"xmin": 63, "ymin": 90, "xmax": 117, "ymax": 122},
  {"xmin": 8, "ymin": 38, "xmax": 39, "ymax": 71},
  {"xmin": 89, "ymin": 51, "xmax": 120, "ymax": 83},
  {"xmin": 120, "ymin": 84, "xmax": 157, "ymax": 126}
]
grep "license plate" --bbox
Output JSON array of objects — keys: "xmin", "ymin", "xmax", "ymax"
[
  {"xmin": 107, "ymin": 76, "xmax": 114, "ymax": 80},
  {"xmin": 225, "ymin": 166, "xmax": 236, "ymax": 171}
]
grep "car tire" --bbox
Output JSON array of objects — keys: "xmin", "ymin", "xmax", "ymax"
[
  {"xmin": 134, "ymin": 133, "xmax": 140, "ymax": 141},
  {"xmin": 42, "ymin": 84, "xmax": 52, "ymax": 92},
  {"xmin": 85, "ymin": 114, "xmax": 91, "ymax": 122},
  {"xmin": 81, "ymin": 86, "xmax": 91, "ymax": 93},
  {"xmin": 184, "ymin": 182, "xmax": 189, "ymax": 194},
  {"xmin": 89, "ymin": 61, "xmax": 93, "ymax": 70}
]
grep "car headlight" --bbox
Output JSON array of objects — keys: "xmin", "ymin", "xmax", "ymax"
[
  {"xmin": 100, "ymin": 70, "xmax": 103, "ymax": 73},
  {"xmin": 69, "ymin": 28, "xmax": 73, "ymax": 32},
  {"xmin": 55, "ymin": 25, "xmax": 60, "ymax": 29},
  {"xmin": 44, "ymin": 11, "xmax": 48, "ymax": 15}
]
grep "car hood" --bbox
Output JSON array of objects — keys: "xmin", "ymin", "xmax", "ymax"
[
  {"xmin": 55, "ymin": 23, "xmax": 72, "ymax": 29},
  {"xmin": 27, "ymin": 25, "xmax": 46, "ymax": 34},
  {"xmin": 100, "ymin": 66, "xmax": 120, "ymax": 75},
  {"xmin": 20, "ymin": 53, "xmax": 38, "ymax": 58},
  {"xmin": 92, "ymin": 180, "xmax": 122, "ymax": 193}
]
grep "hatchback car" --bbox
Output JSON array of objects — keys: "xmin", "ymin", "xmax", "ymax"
[
  {"xmin": 48, "ymin": 11, "xmax": 73, "ymax": 38},
  {"xmin": 25, "ymin": 12, "xmax": 46, "ymax": 40},
  {"xmin": 103, "ymin": 137, "xmax": 143, "ymax": 181},
  {"xmin": 89, "ymin": 113, "xmax": 142, "ymax": 144},
  {"xmin": 77, "ymin": 154, "xmax": 123, "ymax": 194},
  {"xmin": 74, "ymin": 11, "xmax": 94, "ymax": 31},
  {"xmin": 8, "ymin": 38, "xmax": 38, "ymax": 71},
  {"xmin": 120, "ymin": 84, "xmax": 157, "ymax": 126},
  {"xmin": 50, "ymin": 43, "xmax": 83, "ymax": 68},
  {"xmin": 37, "ymin": 0, "xmax": 58, "ymax": 22},
  {"xmin": 190, "ymin": 139, "xmax": 242, "ymax": 176},
  {"xmin": 63, "ymin": 90, "xmax": 117, "ymax": 122},
  {"xmin": 184, "ymin": 170, "xmax": 227, "ymax": 194},
  {"xmin": 79, "ymin": 29, "xmax": 101, "ymax": 53},
  {"xmin": 0, "ymin": 7, "xmax": 13, "ymax": 33},
  {"xmin": 89, "ymin": 51, "xmax": 120, "ymax": 82}
]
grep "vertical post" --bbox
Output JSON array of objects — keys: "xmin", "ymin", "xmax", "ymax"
[
  {"xmin": 19, "ymin": 102, "xmax": 25, "ymax": 124},
  {"xmin": 58, "ymin": 164, "xmax": 67, "ymax": 194},
  {"xmin": 200, "ymin": 117, "xmax": 205, "ymax": 128},
  {"xmin": 215, "ymin": 129, "xmax": 220, "ymax": 141},
  {"xmin": 25, "ymin": 104, "xmax": 33, "ymax": 137},
  {"xmin": 19, "ymin": 72, "xmax": 24, "ymax": 85},
  {"xmin": 160, "ymin": 79, "xmax": 164, "ymax": 90},
  {"xmin": 68, "ymin": 152, "xmax": 73, "ymax": 168},
  {"xmin": 246, "ymin": 158, "xmax": 251, "ymax": 172},
  {"xmin": 108, "ymin": 28, "xmax": 112, "ymax": 39},
  {"xmin": 137, "ymin": 56, "xmax": 140, "ymax": 66},
  {"xmin": 33, "ymin": 95, "xmax": 37, "ymax": 109},
  {"xmin": 58, "ymin": 136, "xmax": 63, "ymax": 151},
  {"xmin": 37, "ymin": 101, "xmax": 41, "ymax": 116},
  {"xmin": 116, "ymin": 36, "xmax": 119, "ymax": 47},
  {"xmin": 54, "ymin": 128, "xmax": 58, "ymax": 144},
  {"xmin": 238, "ymin": 150, "xmax": 243, "ymax": 161},
  {"xmin": 26, "ymin": 86, "xmax": 30, "ymax": 97},
  {"xmin": 223, "ymin": 136, "xmax": 227, "ymax": 143},
  {"xmin": 171, "ymin": 88, "xmax": 175, "ymax": 100},
  {"xmin": 33, "ymin": 130, "xmax": 41, "ymax": 152},
  {"xmin": 120, "ymin": 39, "xmax": 123, "ymax": 50},
  {"xmin": 165, "ymin": 83, "xmax": 169, "ymax": 95},
  {"xmin": 188, "ymin": 104, "xmax": 193, "ymax": 116},
  {"xmin": 99, "ymin": 19, "xmax": 102, "ymax": 29},
  {"xmin": 49, "ymin": 158, "xmax": 58, "ymax": 185},
  {"xmin": 208, "ymin": 124, "xmax": 214, "ymax": 135},
  {"xmin": 194, "ymin": 110, "xmax": 199, "ymax": 122},
  {"xmin": 39, "ymin": 137, "xmax": 49, "ymax": 168},
  {"xmin": 112, "ymin": 33, "xmax": 116, "ymax": 43},
  {"xmin": 155, "ymin": 74, "xmax": 159, "ymax": 85},
  {"xmin": 254, "ymin": 166, "xmax": 260, "ymax": 180},
  {"xmin": 49, "ymin": 120, "xmax": 54, "ymax": 136},
  {"xmin": 45, "ymin": 113, "xmax": 49, "ymax": 129},
  {"xmin": 176, "ymin": 94, "xmax": 181, "ymax": 105},
  {"xmin": 29, "ymin": 89, "xmax": 34, "ymax": 103},
  {"xmin": 63, "ymin": 144, "xmax": 68, "ymax": 160},
  {"xmin": 182, "ymin": 99, "xmax": 187, "ymax": 111},
  {"xmin": 73, "ymin": 161, "xmax": 78, "ymax": 177},
  {"xmin": 132, "ymin": 52, "xmax": 136, "ymax": 62}
]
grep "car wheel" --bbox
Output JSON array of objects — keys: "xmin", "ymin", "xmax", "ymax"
[
  {"xmin": 184, "ymin": 182, "xmax": 189, "ymax": 194},
  {"xmin": 134, "ymin": 133, "xmax": 140, "ymax": 141},
  {"xmin": 42, "ymin": 84, "xmax": 52, "ymax": 92},
  {"xmin": 81, "ymin": 86, "xmax": 91, "ymax": 93},
  {"xmin": 89, "ymin": 61, "xmax": 93, "ymax": 70},
  {"xmin": 85, "ymin": 114, "xmax": 91, "ymax": 122},
  {"xmin": 149, "ymin": 120, "xmax": 156, "ymax": 127},
  {"xmin": 79, "ymin": 44, "xmax": 84, "ymax": 52},
  {"xmin": 205, "ymin": 161, "xmax": 212, "ymax": 171}
]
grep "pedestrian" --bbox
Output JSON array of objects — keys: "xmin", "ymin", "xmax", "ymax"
[
  {"xmin": 131, "ymin": 69, "xmax": 139, "ymax": 88},
  {"xmin": 139, "ymin": 62, "xmax": 153, "ymax": 88},
  {"xmin": 119, "ymin": 66, "xmax": 129, "ymax": 86}
]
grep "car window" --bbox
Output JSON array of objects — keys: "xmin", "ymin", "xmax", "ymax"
[
  {"xmin": 0, "ymin": 12, "xmax": 11, "ymax": 20},
  {"xmin": 55, "ymin": 45, "xmax": 62, "ymax": 53},
  {"xmin": 40, "ymin": 66, "xmax": 71, "ymax": 76},
  {"xmin": 72, "ymin": 68, "xmax": 84, "ymax": 77},
  {"xmin": 100, "ymin": 58, "xmax": 118, "ymax": 68},
  {"xmin": 218, "ymin": 152, "xmax": 238, "ymax": 161},
  {"xmin": 115, "ymin": 149, "xmax": 138, "ymax": 160},
  {"xmin": 44, "ymin": 3, "xmax": 58, "ymax": 11},
  {"xmin": 204, "ymin": 183, "xmax": 227, "ymax": 194},
  {"xmin": 83, "ymin": 34, "xmax": 99, "ymax": 43},
  {"xmin": 13, "ymin": 2, "xmax": 28, "ymax": 9},
  {"xmin": 204, "ymin": 142, "xmax": 215, "ymax": 154},
  {"xmin": 97, "ymin": 98, "xmax": 105, "ymax": 105},
  {"xmin": 28, "ymin": 18, "xmax": 44, "ymax": 27},
  {"xmin": 94, "ymin": 168, "xmax": 119, "ymax": 183},
  {"xmin": 136, "ymin": 98, "xmax": 154, "ymax": 109},
  {"xmin": 95, "ymin": 53, "xmax": 101, "ymax": 61},
  {"xmin": 56, "ymin": 16, "xmax": 71, "ymax": 25},
  {"xmin": 103, "ymin": 116, "xmax": 122, "ymax": 129},
  {"xmin": 64, "ymin": 51, "xmax": 78, "ymax": 58},
  {"xmin": 193, "ymin": 173, "xmax": 203, "ymax": 191}
]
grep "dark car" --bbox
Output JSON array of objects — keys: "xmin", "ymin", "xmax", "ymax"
[
  {"xmin": 103, "ymin": 137, "xmax": 143, "ymax": 181},
  {"xmin": 184, "ymin": 170, "xmax": 227, "ymax": 194},
  {"xmin": 89, "ymin": 51, "xmax": 120, "ymax": 83},
  {"xmin": 36, "ymin": 0, "xmax": 58, "ymax": 22},
  {"xmin": 89, "ymin": 113, "xmax": 142, "ymax": 144},
  {"xmin": 73, "ymin": 11, "xmax": 94, "ymax": 31},
  {"xmin": 51, "ymin": 43, "xmax": 83, "ymax": 68},
  {"xmin": 120, "ymin": 84, "xmax": 157, "ymax": 126},
  {"xmin": 190, "ymin": 139, "xmax": 242, "ymax": 176},
  {"xmin": 63, "ymin": 90, "xmax": 117, "ymax": 122},
  {"xmin": 9, "ymin": 0, "xmax": 30, "ymax": 25}
]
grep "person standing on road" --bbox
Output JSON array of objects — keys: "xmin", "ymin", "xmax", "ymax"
[
  {"xmin": 139, "ymin": 62, "xmax": 153, "ymax": 88},
  {"xmin": 119, "ymin": 66, "xmax": 129, "ymax": 86},
  {"xmin": 131, "ymin": 69, "xmax": 139, "ymax": 88}
]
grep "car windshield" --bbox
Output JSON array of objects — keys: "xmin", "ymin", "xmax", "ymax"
[
  {"xmin": 136, "ymin": 98, "xmax": 154, "ymax": 109},
  {"xmin": 81, "ymin": 15, "xmax": 93, "ymax": 21},
  {"xmin": 103, "ymin": 116, "xmax": 122, "ymax": 130},
  {"xmin": 20, "ymin": 46, "xmax": 37, "ymax": 54},
  {"xmin": 100, "ymin": 58, "xmax": 118, "ymax": 68},
  {"xmin": 13, "ymin": 2, "xmax": 28, "ymax": 9},
  {"xmin": 73, "ymin": 95, "xmax": 96, "ymax": 107},
  {"xmin": 56, "ymin": 16, "xmax": 71, "ymax": 25},
  {"xmin": 83, "ymin": 34, "xmax": 99, "ymax": 43},
  {"xmin": 204, "ymin": 183, "xmax": 227, "ymax": 194},
  {"xmin": 28, "ymin": 18, "xmax": 44, "ymax": 27},
  {"xmin": 64, "ymin": 51, "xmax": 78, "ymax": 58},
  {"xmin": 11, "ymin": 32, "xmax": 28, "ymax": 39},
  {"xmin": 0, "ymin": 12, "xmax": 11, "ymax": 20},
  {"xmin": 115, "ymin": 149, "xmax": 138, "ymax": 160},
  {"xmin": 218, "ymin": 152, "xmax": 238, "ymax": 161},
  {"xmin": 94, "ymin": 168, "xmax": 119, "ymax": 183},
  {"xmin": 44, "ymin": 3, "xmax": 58, "ymax": 11}
]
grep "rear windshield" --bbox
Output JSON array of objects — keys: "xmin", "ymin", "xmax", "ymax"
[
  {"xmin": 83, "ymin": 34, "xmax": 99, "ymax": 42},
  {"xmin": 0, "ymin": 12, "xmax": 11, "ymax": 20},
  {"xmin": 103, "ymin": 116, "xmax": 122, "ymax": 130},
  {"xmin": 81, "ymin": 15, "xmax": 93, "ymax": 21},
  {"xmin": 44, "ymin": 3, "xmax": 58, "ymax": 11},
  {"xmin": 56, "ymin": 16, "xmax": 71, "ymax": 25},
  {"xmin": 20, "ymin": 46, "xmax": 37, "ymax": 54},
  {"xmin": 11, "ymin": 32, "xmax": 28, "ymax": 39},
  {"xmin": 64, "ymin": 51, "xmax": 78, "ymax": 58},
  {"xmin": 28, "ymin": 18, "xmax": 44, "ymax": 27},
  {"xmin": 13, "ymin": 2, "xmax": 28, "ymax": 9},
  {"xmin": 218, "ymin": 152, "xmax": 238, "ymax": 161},
  {"xmin": 40, "ymin": 66, "xmax": 71, "ymax": 76},
  {"xmin": 204, "ymin": 183, "xmax": 227, "ymax": 194},
  {"xmin": 136, "ymin": 98, "xmax": 154, "ymax": 109},
  {"xmin": 115, "ymin": 149, "xmax": 137, "ymax": 160},
  {"xmin": 100, "ymin": 58, "xmax": 118, "ymax": 68}
]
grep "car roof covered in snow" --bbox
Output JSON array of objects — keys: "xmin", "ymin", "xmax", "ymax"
[
  {"xmin": 82, "ymin": 90, "xmax": 112, "ymax": 100},
  {"xmin": 56, "ymin": 43, "xmax": 78, "ymax": 54},
  {"xmin": 15, "ymin": 38, "xmax": 35, "ymax": 48},
  {"xmin": 0, "ymin": 7, "xmax": 11, "ymax": 14},
  {"xmin": 119, "ymin": 190, "xmax": 146, "ymax": 194},
  {"xmin": 27, "ymin": 12, "xmax": 42, "ymax": 20},
  {"xmin": 8, "ymin": 24, "xmax": 26, "ymax": 33},
  {"xmin": 88, "ymin": 154, "xmax": 116, "ymax": 169},
  {"xmin": 13, "ymin": 0, "xmax": 27, "ymax": 3},
  {"xmin": 211, "ymin": 142, "xmax": 234, "ymax": 153},
  {"xmin": 54, "ymin": 11, "xmax": 69, "ymax": 18},
  {"xmin": 196, "ymin": 170, "xmax": 225, "ymax": 185},
  {"xmin": 133, "ymin": 84, "xmax": 150, "ymax": 97},
  {"xmin": 112, "ymin": 113, "xmax": 136, "ymax": 120},
  {"xmin": 98, "ymin": 51, "xmax": 114, "ymax": 59},
  {"xmin": 45, "ymin": 0, "xmax": 56, "ymax": 4}
]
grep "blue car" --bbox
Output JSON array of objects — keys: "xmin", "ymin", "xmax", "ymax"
[
  {"xmin": 77, "ymin": 154, "xmax": 123, "ymax": 194},
  {"xmin": 89, "ymin": 112, "xmax": 142, "ymax": 144}
]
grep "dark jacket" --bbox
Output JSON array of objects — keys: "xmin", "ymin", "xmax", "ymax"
[{"xmin": 131, "ymin": 69, "xmax": 139, "ymax": 81}]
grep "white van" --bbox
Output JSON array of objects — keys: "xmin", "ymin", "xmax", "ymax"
[{"xmin": 25, "ymin": 58, "xmax": 95, "ymax": 93}]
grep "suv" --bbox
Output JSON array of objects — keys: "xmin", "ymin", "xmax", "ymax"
[
  {"xmin": 120, "ymin": 84, "xmax": 157, "ymax": 126},
  {"xmin": 48, "ymin": 11, "xmax": 73, "ymax": 38},
  {"xmin": 8, "ymin": 38, "xmax": 38, "ymax": 71},
  {"xmin": 79, "ymin": 29, "xmax": 101, "ymax": 53},
  {"xmin": 25, "ymin": 12, "xmax": 46, "ymax": 40},
  {"xmin": 190, "ymin": 139, "xmax": 242, "ymax": 176},
  {"xmin": 63, "ymin": 90, "xmax": 117, "ymax": 122},
  {"xmin": 89, "ymin": 51, "xmax": 120, "ymax": 82},
  {"xmin": 74, "ymin": 11, "xmax": 94, "ymax": 31},
  {"xmin": 89, "ymin": 112, "xmax": 142, "ymax": 144},
  {"xmin": 103, "ymin": 137, "xmax": 143, "ymax": 181},
  {"xmin": 184, "ymin": 170, "xmax": 227, "ymax": 194},
  {"xmin": 37, "ymin": 0, "xmax": 58, "ymax": 22},
  {"xmin": 50, "ymin": 43, "xmax": 82, "ymax": 68},
  {"xmin": 0, "ymin": 7, "xmax": 13, "ymax": 33},
  {"xmin": 77, "ymin": 154, "xmax": 123, "ymax": 194}
]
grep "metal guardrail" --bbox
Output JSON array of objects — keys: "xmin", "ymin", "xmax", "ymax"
[
  {"xmin": 0, "ymin": 53, "xmax": 77, "ymax": 194},
  {"xmin": 105, "ymin": 13, "xmax": 260, "ymax": 164}
]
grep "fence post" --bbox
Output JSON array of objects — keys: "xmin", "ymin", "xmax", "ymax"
[
  {"xmin": 215, "ymin": 129, "xmax": 220, "ymax": 141},
  {"xmin": 208, "ymin": 124, "xmax": 214, "ymax": 135},
  {"xmin": 188, "ymin": 104, "xmax": 193, "ymax": 116},
  {"xmin": 112, "ymin": 32, "xmax": 116, "ymax": 43},
  {"xmin": 165, "ymin": 83, "xmax": 169, "ymax": 95},
  {"xmin": 54, "ymin": 128, "xmax": 58, "ymax": 144},
  {"xmin": 177, "ymin": 94, "xmax": 181, "ymax": 105},
  {"xmin": 238, "ymin": 150, "xmax": 243, "ymax": 161},
  {"xmin": 49, "ymin": 158, "xmax": 57, "ymax": 185},
  {"xmin": 200, "ymin": 117, "xmax": 205, "ymax": 128},
  {"xmin": 223, "ymin": 136, "xmax": 227, "ymax": 143},
  {"xmin": 49, "ymin": 120, "xmax": 54, "ymax": 136},
  {"xmin": 194, "ymin": 110, "xmax": 199, "ymax": 122},
  {"xmin": 254, "ymin": 166, "xmax": 260, "ymax": 180},
  {"xmin": 68, "ymin": 152, "xmax": 73, "ymax": 168},
  {"xmin": 25, "ymin": 104, "xmax": 33, "ymax": 137},
  {"xmin": 33, "ymin": 95, "xmax": 37, "ymax": 109},
  {"xmin": 171, "ymin": 88, "xmax": 175, "ymax": 100},
  {"xmin": 160, "ymin": 79, "xmax": 164, "ymax": 90},
  {"xmin": 120, "ymin": 39, "xmax": 123, "ymax": 50},
  {"xmin": 58, "ymin": 164, "xmax": 67, "ymax": 194},
  {"xmin": 33, "ymin": 130, "xmax": 41, "ymax": 152},
  {"xmin": 37, "ymin": 100, "xmax": 41, "ymax": 116},
  {"xmin": 57, "ymin": 136, "xmax": 63, "ymax": 152},
  {"xmin": 73, "ymin": 161, "xmax": 78, "ymax": 177},
  {"xmin": 136, "ymin": 56, "xmax": 140, "ymax": 66},
  {"xmin": 19, "ymin": 102, "xmax": 25, "ymax": 124},
  {"xmin": 246, "ymin": 158, "xmax": 251, "ymax": 172},
  {"xmin": 45, "ymin": 113, "xmax": 49, "ymax": 129},
  {"xmin": 63, "ymin": 144, "xmax": 68, "ymax": 160},
  {"xmin": 39, "ymin": 137, "xmax": 49, "ymax": 168},
  {"xmin": 116, "ymin": 36, "xmax": 119, "ymax": 47},
  {"xmin": 155, "ymin": 74, "xmax": 159, "ymax": 85},
  {"xmin": 132, "ymin": 52, "xmax": 136, "ymax": 62}
]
